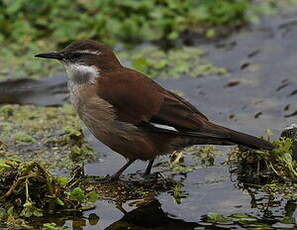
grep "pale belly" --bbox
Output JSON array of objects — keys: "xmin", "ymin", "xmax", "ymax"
[{"xmin": 68, "ymin": 82, "xmax": 159, "ymax": 160}]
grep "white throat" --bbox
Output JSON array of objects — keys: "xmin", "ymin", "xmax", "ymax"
[{"xmin": 64, "ymin": 63, "xmax": 99, "ymax": 84}]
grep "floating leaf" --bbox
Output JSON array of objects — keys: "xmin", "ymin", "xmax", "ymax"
[
  {"xmin": 87, "ymin": 191, "xmax": 101, "ymax": 203},
  {"xmin": 70, "ymin": 187, "xmax": 85, "ymax": 202},
  {"xmin": 56, "ymin": 176, "xmax": 69, "ymax": 187},
  {"xmin": 205, "ymin": 212, "xmax": 231, "ymax": 223}
]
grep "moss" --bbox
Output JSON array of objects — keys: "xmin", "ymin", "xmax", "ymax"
[
  {"xmin": 0, "ymin": 104, "xmax": 95, "ymax": 171},
  {"xmin": 12, "ymin": 132, "xmax": 36, "ymax": 143},
  {"xmin": 263, "ymin": 183, "xmax": 297, "ymax": 199}
]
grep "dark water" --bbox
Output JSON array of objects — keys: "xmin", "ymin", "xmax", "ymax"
[{"xmin": 1, "ymin": 10, "xmax": 297, "ymax": 230}]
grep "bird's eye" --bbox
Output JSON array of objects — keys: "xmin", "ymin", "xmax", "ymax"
[{"xmin": 71, "ymin": 53, "xmax": 83, "ymax": 59}]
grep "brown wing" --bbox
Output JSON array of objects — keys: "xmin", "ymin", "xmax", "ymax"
[
  {"xmin": 96, "ymin": 69, "xmax": 164, "ymax": 124},
  {"xmin": 96, "ymin": 68, "xmax": 228, "ymax": 138}
]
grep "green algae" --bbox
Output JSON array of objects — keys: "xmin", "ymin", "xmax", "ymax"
[
  {"xmin": 172, "ymin": 183, "xmax": 187, "ymax": 204},
  {"xmin": 0, "ymin": 104, "xmax": 95, "ymax": 171},
  {"xmin": 12, "ymin": 131, "xmax": 37, "ymax": 143},
  {"xmin": 229, "ymin": 137, "xmax": 297, "ymax": 198},
  {"xmin": 263, "ymin": 183, "xmax": 297, "ymax": 200},
  {"xmin": 1, "ymin": 44, "xmax": 228, "ymax": 81},
  {"xmin": 43, "ymin": 223, "xmax": 69, "ymax": 230},
  {"xmin": 118, "ymin": 45, "xmax": 227, "ymax": 79}
]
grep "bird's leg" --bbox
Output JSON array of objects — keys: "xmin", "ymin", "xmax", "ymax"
[
  {"xmin": 109, "ymin": 159, "xmax": 135, "ymax": 181},
  {"xmin": 143, "ymin": 158, "xmax": 155, "ymax": 176}
]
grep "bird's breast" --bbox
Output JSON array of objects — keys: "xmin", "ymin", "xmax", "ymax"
[
  {"xmin": 67, "ymin": 80, "xmax": 137, "ymax": 141},
  {"xmin": 68, "ymin": 81, "xmax": 115, "ymax": 121}
]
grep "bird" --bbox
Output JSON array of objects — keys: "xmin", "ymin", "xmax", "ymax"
[{"xmin": 35, "ymin": 40, "xmax": 275, "ymax": 181}]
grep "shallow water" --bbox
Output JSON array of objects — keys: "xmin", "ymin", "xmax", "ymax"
[
  {"xmin": 73, "ymin": 11, "xmax": 297, "ymax": 230},
  {"xmin": 1, "ymin": 10, "xmax": 297, "ymax": 230}
]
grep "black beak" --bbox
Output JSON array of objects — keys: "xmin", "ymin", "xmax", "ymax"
[{"xmin": 35, "ymin": 52, "xmax": 64, "ymax": 60}]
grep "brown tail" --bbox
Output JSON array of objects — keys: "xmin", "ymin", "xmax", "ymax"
[
  {"xmin": 226, "ymin": 128, "xmax": 274, "ymax": 150},
  {"xmin": 204, "ymin": 122, "xmax": 275, "ymax": 150},
  {"xmin": 145, "ymin": 119, "xmax": 275, "ymax": 150}
]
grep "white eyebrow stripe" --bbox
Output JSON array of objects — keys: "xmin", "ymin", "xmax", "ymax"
[
  {"xmin": 150, "ymin": 123, "xmax": 178, "ymax": 131},
  {"xmin": 75, "ymin": 50, "xmax": 101, "ymax": 55}
]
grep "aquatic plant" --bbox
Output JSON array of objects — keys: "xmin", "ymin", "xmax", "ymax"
[
  {"xmin": 0, "ymin": 160, "xmax": 100, "ymax": 229},
  {"xmin": 0, "ymin": 0, "xmax": 279, "ymax": 78},
  {"xmin": 229, "ymin": 136, "xmax": 297, "ymax": 197},
  {"xmin": 118, "ymin": 46, "xmax": 227, "ymax": 78}
]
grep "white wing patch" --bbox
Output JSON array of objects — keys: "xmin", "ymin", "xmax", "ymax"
[{"xmin": 151, "ymin": 123, "xmax": 178, "ymax": 131}]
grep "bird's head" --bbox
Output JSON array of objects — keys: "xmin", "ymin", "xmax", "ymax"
[{"xmin": 35, "ymin": 40, "xmax": 121, "ymax": 83}]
